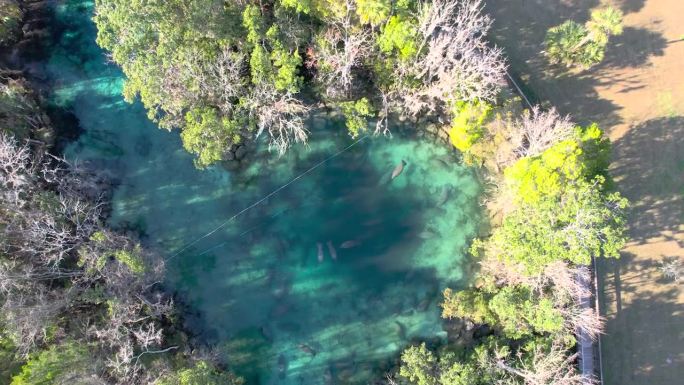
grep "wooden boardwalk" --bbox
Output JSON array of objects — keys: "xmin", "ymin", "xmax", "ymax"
[{"xmin": 577, "ymin": 268, "xmax": 596, "ymax": 383}]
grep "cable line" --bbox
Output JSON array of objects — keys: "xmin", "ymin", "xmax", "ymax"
[{"xmin": 165, "ymin": 135, "xmax": 369, "ymax": 262}]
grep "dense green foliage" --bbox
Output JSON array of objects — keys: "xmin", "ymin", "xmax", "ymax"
[
  {"xmin": 494, "ymin": 177, "xmax": 627, "ymax": 272},
  {"xmin": 0, "ymin": 0, "xmax": 22, "ymax": 45},
  {"xmin": 378, "ymin": 14, "xmax": 420, "ymax": 61},
  {"xmin": 94, "ymin": 0, "xmax": 505, "ymax": 165},
  {"xmin": 0, "ymin": 326, "xmax": 20, "ymax": 384},
  {"xmin": 448, "ymin": 100, "xmax": 493, "ymax": 152},
  {"xmin": 340, "ymin": 97, "xmax": 375, "ymax": 138},
  {"xmin": 504, "ymin": 124, "xmax": 610, "ymax": 203},
  {"xmin": 544, "ymin": 7, "xmax": 623, "ymax": 68},
  {"xmin": 10, "ymin": 343, "xmax": 97, "ymax": 385},
  {"xmin": 400, "ymin": 105, "xmax": 627, "ymax": 384},
  {"xmin": 0, "ymin": 79, "xmax": 53, "ymax": 143},
  {"xmin": 0, "ymin": 72, "xmax": 243, "ymax": 384},
  {"xmin": 398, "ymin": 337, "xmax": 568, "ymax": 385},
  {"xmin": 156, "ymin": 361, "xmax": 244, "ymax": 385},
  {"xmin": 443, "ymin": 285, "xmax": 565, "ymax": 339}
]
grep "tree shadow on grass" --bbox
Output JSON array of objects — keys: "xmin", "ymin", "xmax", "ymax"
[
  {"xmin": 598, "ymin": 251, "xmax": 683, "ymax": 385},
  {"xmin": 610, "ymin": 117, "xmax": 684, "ymax": 245},
  {"xmin": 596, "ymin": 26, "xmax": 667, "ymax": 69},
  {"xmin": 485, "ymin": 1, "xmax": 669, "ymax": 129},
  {"xmin": 613, "ymin": 0, "xmax": 647, "ymax": 13},
  {"xmin": 485, "ymin": 0, "xmax": 620, "ymax": 126}
]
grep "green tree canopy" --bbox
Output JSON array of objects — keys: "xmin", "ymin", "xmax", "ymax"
[
  {"xmin": 443, "ymin": 286, "xmax": 566, "ymax": 339},
  {"xmin": 94, "ymin": 0, "xmax": 505, "ymax": 165},
  {"xmin": 156, "ymin": 361, "xmax": 243, "ymax": 385},
  {"xmin": 11, "ymin": 343, "xmax": 101, "ymax": 385},
  {"xmin": 340, "ymin": 97, "xmax": 375, "ymax": 138},
  {"xmin": 504, "ymin": 123, "xmax": 610, "ymax": 204},
  {"xmin": 544, "ymin": 7, "xmax": 623, "ymax": 68},
  {"xmin": 494, "ymin": 178, "xmax": 627, "ymax": 273}
]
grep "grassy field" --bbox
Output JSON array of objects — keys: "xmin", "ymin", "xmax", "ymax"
[{"xmin": 484, "ymin": 1, "xmax": 684, "ymax": 384}]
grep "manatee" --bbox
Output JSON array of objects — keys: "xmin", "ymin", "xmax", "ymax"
[
  {"xmin": 298, "ymin": 343, "xmax": 317, "ymax": 357},
  {"xmin": 429, "ymin": 158, "xmax": 449, "ymax": 169},
  {"xmin": 326, "ymin": 240, "xmax": 337, "ymax": 260},
  {"xmin": 437, "ymin": 185, "xmax": 451, "ymax": 206},
  {"xmin": 394, "ymin": 321, "xmax": 407, "ymax": 339},
  {"xmin": 317, "ymin": 242, "xmax": 324, "ymax": 263},
  {"xmin": 277, "ymin": 354, "xmax": 287, "ymax": 376},
  {"xmin": 391, "ymin": 159, "xmax": 407, "ymax": 180},
  {"xmin": 418, "ymin": 297, "xmax": 431, "ymax": 311},
  {"xmin": 270, "ymin": 302, "xmax": 291, "ymax": 317},
  {"xmin": 260, "ymin": 325, "xmax": 273, "ymax": 342},
  {"xmin": 363, "ymin": 218, "xmax": 383, "ymax": 227},
  {"xmin": 340, "ymin": 240, "xmax": 361, "ymax": 249}
]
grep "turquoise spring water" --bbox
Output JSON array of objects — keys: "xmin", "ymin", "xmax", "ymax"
[{"xmin": 43, "ymin": 1, "xmax": 482, "ymax": 384}]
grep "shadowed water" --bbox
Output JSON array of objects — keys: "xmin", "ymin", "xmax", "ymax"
[{"xmin": 43, "ymin": 1, "xmax": 482, "ymax": 384}]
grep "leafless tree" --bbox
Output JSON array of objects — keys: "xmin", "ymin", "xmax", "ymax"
[
  {"xmin": 1, "ymin": 136, "xmax": 102, "ymax": 268},
  {"xmin": 398, "ymin": 0, "xmax": 506, "ymax": 115},
  {"xmin": 0, "ymin": 132, "xmax": 34, "ymax": 205},
  {"xmin": 198, "ymin": 47, "xmax": 247, "ymax": 116},
  {"xmin": 247, "ymin": 84, "xmax": 310, "ymax": 155},
  {"xmin": 0, "ymin": 133, "xmax": 174, "ymax": 381},
  {"xmin": 543, "ymin": 262, "xmax": 592, "ymax": 302},
  {"xmin": 561, "ymin": 305, "xmax": 604, "ymax": 341},
  {"xmin": 514, "ymin": 106, "xmax": 575, "ymax": 158},
  {"xmin": 314, "ymin": 0, "xmax": 372, "ymax": 98},
  {"xmin": 659, "ymin": 257, "xmax": 682, "ymax": 282},
  {"xmin": 1, "ymin": 287, "xmax": 68, "ymax": 356},
  {"xmin": 494, "ymin": 340, "xmax": 590, "ymax": 385}
]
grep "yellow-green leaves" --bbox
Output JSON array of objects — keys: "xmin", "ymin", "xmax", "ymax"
[
  {"xmin": 399, "ymin": 343, "xmax": 438, "ymax": 385},
  {"xmin": 494, "ymin": 177, "xmax": 628, "ymax": 273},
  {"xmin": 356, "ymin": 0, "xmax": 392, "ymax": 26},
  {"xmin": 443, "ymin": 286, "xmax": 565, "ymax": 339},
  {"xmin": 505, "ymin": 138, "xmax": 583, "ymax": 203},
  {"xmin": 113, "ymin": 247, "xmax": 146, "ymax": 275},
  {"xmin": 505, "ymin": 124, "xmax": 610, "ymax": 204},
  {"xmin": 246, "ymin": 17, "xmax": 302, "ymax": 93},
  {"xmin": 243, "ymin": 4, "xmax": 264, "ymax": 46},
  {"xmin": 11, "ymin": 343, "xmax": 94, "ymax": 385},
  {"xmin": 181, "ymin": 107, "xmax": 241, "ymax": 168},
  {"xmin": 250, "ymin": 45, "xmax": 273, "ymax": 85},
  {"xmin": 587, "ymin": 7, "xmax": 624, "ymax": 44},
  {"xmin": 340, "ymin": 98, "xmax": 375, "ymax": 138},
  {"xmin": 271, "ymin": 48, "xmax": 303, "ymax": 93},
  {"xmin": 378, "ymin": 15, "xmax": 419, "ymax": 60},
  {"xmin": 156, "ymin": 361, "xmax": 244, "ymax": 385},
  {"xmin": 448, "ymin": 100, "xmax": 493, "ymax": 152},
  {"xmin": 279, "ymin": 0, "xmax": 313, "ymax": 14},
  {"xmin": 442, "ymin": 288, "xmax": 494, "ymax": 324}
]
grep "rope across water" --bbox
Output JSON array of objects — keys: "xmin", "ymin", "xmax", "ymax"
[{"xmin": 165, "ymin": 135, "xmax": 370, "ymax": 262}]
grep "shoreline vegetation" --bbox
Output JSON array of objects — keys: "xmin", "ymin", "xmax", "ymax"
[
  {"xmin": 0, "ymin": 1, "xmax": 243, "ymax": 384},
  {"xmin": 92, "ymin": 0, "xmax": 505, "ymax": 167},
  {"xmin": 0, "ymin": 1, "xmax": 629, "ymax": 385}
]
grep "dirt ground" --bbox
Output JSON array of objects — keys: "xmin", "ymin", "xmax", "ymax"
[{"xmin": 484, "ymin": 1, "xmax": 684, "ymax": 384}]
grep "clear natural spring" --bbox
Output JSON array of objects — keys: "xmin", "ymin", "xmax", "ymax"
[{"xmin": 39, "ymin": 1, "xmax": 483, "ymax": 384}]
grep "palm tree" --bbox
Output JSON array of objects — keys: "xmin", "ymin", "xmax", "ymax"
[
  {"xmin": 544, "ymin": 7, "xmax": 624, "ymax": 68},
  {"xmin": 586, "ymin": 7, "xmax": 624, "ymax": 45}
]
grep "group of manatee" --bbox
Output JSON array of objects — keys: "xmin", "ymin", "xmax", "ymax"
[{"xmin": 273, "ymin": 156, "xmax": 454, "ymax": 380}]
